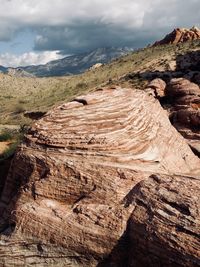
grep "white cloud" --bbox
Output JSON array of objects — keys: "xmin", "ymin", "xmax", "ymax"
[{"xmin": 0, "ymin": 51, "xmax": 63, "ymax": 67}]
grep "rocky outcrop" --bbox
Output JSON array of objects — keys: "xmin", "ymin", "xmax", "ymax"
[
  {"xmin": 167, "ymin": 78, "xmax": 200, "ymax": 99},
  {"xmin": 166, "ymin": 78, "xmax": 200, "ymax": 154},
  {"xmin": 167, "ymin": 78, "xmax": 200, "ymax": 128},
  {"xmin": 153, "ymin": 27, "xmax": 200, "ymax": 46},
  {"xmin": 145, "ymin": 78, "xmax": 166, "ymax": 98},
  {"xmin": 7, "ymin": 68, "xmax": 35, "ymax": 78},
  {"xmin": 89, "ymin": 63, "xmax": 103, "ymax": 70},
  {"xmin": 129, "ymin": 174, "xmax": 200, "ymax": 267},
  {"xmin": 146, "ymin": 77, "xmax": 200, "ymax": 158},
  {"xmin": 0, "ymin": 87, "xmax": 199, "ymax": 266}
]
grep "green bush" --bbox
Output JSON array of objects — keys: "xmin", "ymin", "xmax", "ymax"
[{"xmin": 0, "ymin": 131, "xmax": 12, "ymax": 141}]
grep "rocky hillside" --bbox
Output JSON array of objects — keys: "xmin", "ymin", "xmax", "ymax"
[{"xmin": 153, "ymin": 26, "xmax": 200, "ymax": 46}]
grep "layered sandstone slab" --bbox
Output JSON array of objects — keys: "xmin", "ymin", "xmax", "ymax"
[
  {"xmin": 129, "ymin": 174, "xmax": 200, "ymax": 267},
  {"xmin": 0, "ymin": 87, "xmax": 199, "ymax": 266}
]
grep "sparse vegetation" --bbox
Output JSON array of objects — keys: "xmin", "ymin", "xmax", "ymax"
[
  {"xmin": 0, "ymin": 127, "xmax": 27, "ymax": 161},
  {"xmin": 14, "ymin": 103, "xmax": 26, "ymax": 114},
  {"xmin": 0, "ymin": 39, "xmax": 200, "ymax": 126},
  {"xmin": 0, "ymin": 131, "xmax": 12, "ymax": 142}
]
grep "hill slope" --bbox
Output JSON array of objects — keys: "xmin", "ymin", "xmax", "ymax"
[
  {"xmin": 0, "ymin": 39, "xmax": 200, "ymax": 125},
  {"xmin": 22, "ymin": 47, "xmax": 132, "ymax": 77}
]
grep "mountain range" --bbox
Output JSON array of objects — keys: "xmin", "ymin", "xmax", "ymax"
[{"xmin": 0, "ymin": 47, "xmax": 133, "ymax": 77}]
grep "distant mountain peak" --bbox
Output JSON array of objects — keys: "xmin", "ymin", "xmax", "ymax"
[
  {"xmin": 7, "ymin": 67, "xmax": 35, "ymax": 78},
  {"xmin": 153, "ymin": 27, "xmax": 200, "ymax": 46},
  {"xmin": 17, "ymin": 47, "xmax": 133, "ymax": 77}
]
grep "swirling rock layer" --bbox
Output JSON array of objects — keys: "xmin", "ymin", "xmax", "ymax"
[{"xmin": 0, "ymin": 87, "xmax": 199, "ymax": 267}]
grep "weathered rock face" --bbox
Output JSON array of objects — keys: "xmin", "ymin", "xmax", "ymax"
[
  {"xmin": 165, "ymin": 78, "xmax": 200, "ymax": 155},
  {"xmin": 0, "ymin": 87, "xmax": 199, "ymax": 266},
  {"xmin": 129, "ymin": 174, "xmax": 200, "ymax": 267},
  {"xmin": 167, "ymin": 78, "xmax": 200, "ymax": 99},
  {"xmin": 145, "ymin": 78, "xmax": 166, "ymax": 98},
  {"xmin": 153, "ymin": 27, "xmax": 200, "ymax": 46},
  {"xmin": 146, "ymin": 77, "xmax": 200, "ymax": 157}
]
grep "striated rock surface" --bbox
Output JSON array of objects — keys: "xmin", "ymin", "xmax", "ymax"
[
  {"xmin": 146, "ymin": 77, "xmax": 200, "ymax": 158},
  {"xmin": 167, "ymin": 78, "xmax": 200, "ymax": 99},
  {"xmin": 145, "ymin": 78, "xmax": 166, "ymax": 98},
  {"xmin": 129, "ymin": 174, "xmax": 200, "ymax": 267},
  {"xmin": 0, "ymin": 87, "xmax": 199, "ymax": 266},
  {"xmin": 153, "ymin": 27, "xmax": 200, "ymax": 46},
  {"xmin": 165, "ymin": 78, "xmax": 200, "ymax": 156}
]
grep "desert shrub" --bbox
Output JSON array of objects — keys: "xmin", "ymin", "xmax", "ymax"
[
  {"xmin": 0, "ymin": 129, "xmax": 25, "ymax": 161},
  {"xmin": 75, "ymin": 82, "xmax": 87, "ymax": 89},
  {"xmin": 14, "ymin": 103, "xmax": 26, "ymax": 114},
  {"xmin": 0, "ymin": 131, "xmax": 12, "ymax": 141},
  {"xmin": 18, "ymin": 99, "xmax": 28, "ymax": 104}
]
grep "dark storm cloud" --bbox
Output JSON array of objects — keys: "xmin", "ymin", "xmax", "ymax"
[
  {"xmin": 0, "ymin": 0, "xmax": 200, "ymax": 55},
  {"xmin": 34, "ymin": 22, "xmax": 155, "ymax": 55}
]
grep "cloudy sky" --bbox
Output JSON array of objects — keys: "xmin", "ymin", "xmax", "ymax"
[{"xmin": 0, "ymin": 0, "xmax": 199, "ymax": 67}]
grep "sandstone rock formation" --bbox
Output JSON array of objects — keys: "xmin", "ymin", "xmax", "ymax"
[
  {"xmin": 166, "ymin": 78, "xmax": 200, "ymax": 155},
  {"xmin": 0, "ymin": 87, "xmax": 199, "ymax": 266},
  {"xmin": 153, "ymin": 27, "xmax": 200, "ymax": 46},
  {"xmin": 129, "ymin": 174, "xmax": 200, "ymax": 267},
  {"xmin": 146, "ymin": 77, "xmax": 200, "ymax": 158},
  {"xmin": 166, "ymin": 78, "xmax": 200, "ymax": 99},
  {"xmin": 145, "ymin": 78, "xmax": 166, "ymax": 98}
]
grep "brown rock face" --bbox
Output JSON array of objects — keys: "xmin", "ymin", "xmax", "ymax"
[
  {"xmin": 153, "ymin": 27, "xmax": 200, "ymax": 46},
  {"xmin": 147, "ymin": 77, "xmax": 200, "ymax": 158},
  {"xmin": 129, "ymin": 174, "xmax": 200, "ymax": 267},
  {"xmin": 0, "ymin": 88, "xmax": 199, "ymax": 266},
  {"xmin": 165, "ymin": 78, "xmax": 200, "ymax": 155},
  {"xmin": 145, "ymin": 78, "xmax": 166, "ymax": 98},
  {"xmin": 167, "ymin": 78, "xmax": 200, "ymax": 99}
]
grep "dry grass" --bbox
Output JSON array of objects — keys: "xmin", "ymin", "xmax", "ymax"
[
  {"xmin": 0, "ymin": 141, "xmax": 11, "ymax": 154},
  {"xmin": 0, "ymin": 39, "xmax": 200, "ymax": 126}
]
